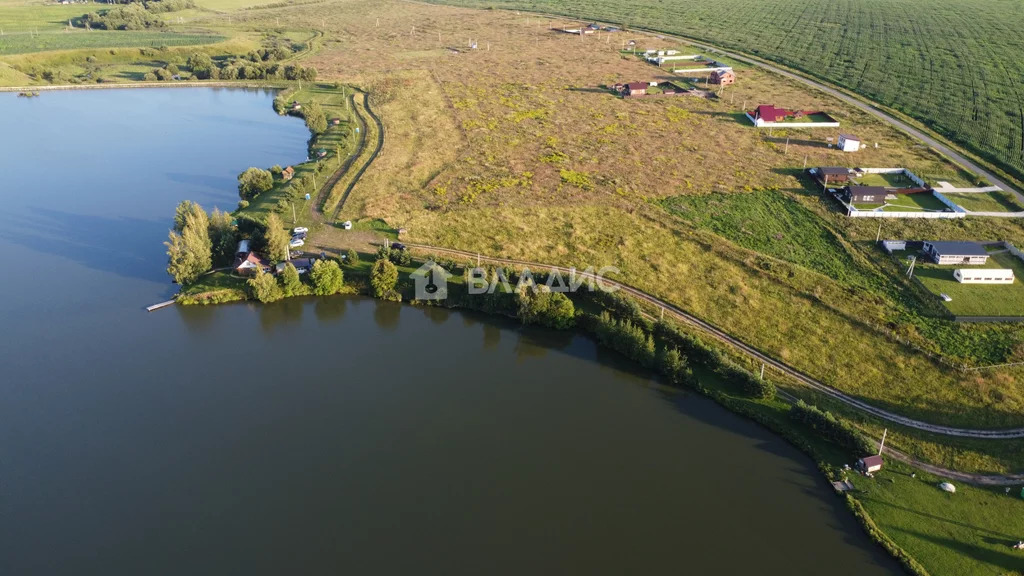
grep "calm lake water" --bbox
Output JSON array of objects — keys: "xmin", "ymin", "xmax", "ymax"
[{"xmin": 0, "ymin": 88, "xmax": 901, "ymax": 574}]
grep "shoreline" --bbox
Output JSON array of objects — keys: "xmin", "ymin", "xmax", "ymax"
[{"xmin": 0, "ymin": 81, "xmax": 288, "ymax": 93}]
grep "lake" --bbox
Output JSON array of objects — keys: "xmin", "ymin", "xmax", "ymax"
[{"xmin": 0, "ymin": 88, "xmax": 901, "ymax": 574}]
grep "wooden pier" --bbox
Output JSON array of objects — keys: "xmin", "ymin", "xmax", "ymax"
[{"xmin": 146, "ymin": 299, "xmax": 177, "ymax": 312}]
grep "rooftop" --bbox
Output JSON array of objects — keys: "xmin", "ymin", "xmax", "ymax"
[{"xmin": 925, "ymin": 241, "xmax": 989, "ymax": 257}]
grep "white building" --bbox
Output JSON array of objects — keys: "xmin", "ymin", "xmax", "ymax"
[
  {"xmin": 838, "ymin": 134, "xmax": 861, "ymax": 152},
  {"xmin": 954, "ymin": 269, "xmax": 1015, "ymax": 284}
]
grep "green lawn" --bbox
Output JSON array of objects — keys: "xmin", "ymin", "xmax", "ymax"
[
  {"xmin": 660, "ymin": 190, "xmax": 871, "ymax": 285},
  {"xmin": 0, "ymin": 3, "xmax": 90, "ymax": 33},
  {"xmin": 944, "ymin": 191, "xmax": 1024, "ymax": 213},
  {"xmin": 854, "ymin": 192, "xmax": 950, "ymax": 212},
  {"xmin": 856, "ymin": 460, "xmax": 1024, "ymax": 576},
  {"xmin": 915, "ymin": 253, "xmax": 1024, "ymax": 317},
  {"xmin": 853, "ymin": 172, "xmax": 916, "ymax": 189}
]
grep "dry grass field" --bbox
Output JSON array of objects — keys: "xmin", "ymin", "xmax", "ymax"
[{"xmin": 229, "ymin": 0, "xmax": 1024, "ymax": 430}]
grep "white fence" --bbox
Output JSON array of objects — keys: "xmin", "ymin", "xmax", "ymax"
[
  {"xmin": 831, "ymin": 190, "xmax": 967, "ymax": 219},
  {"xmin": 858, "ymin": 167, "xmax": 927, "ymax": 188}
]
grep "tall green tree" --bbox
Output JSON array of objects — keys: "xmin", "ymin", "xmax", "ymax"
[
  {"xmin": 370, "ymin": 258, "xmax": 399, "ymax": 300},
  {"xmin": 187, "ymin": 52, "xmax": 215, "ymax": 79},
  {"xmin": 280, "ymin": 262, "xmax": 303, "ymax": 297},
  {"xmin": 304, "ymin": 101, "xmax": 327, "ymax": 134},
  {"xmin": 263, "ymin": 212, "xmax": 291, "ymax": 263},
  {"xmin": 345, "ymin": 248, "xmax": 360, "ymax": 266},
  {"xmin": 173, "ymin": 200, "xmax": 204, "ymax": 233},
  {"xmin": 247, "ymin": 268, "xmax": 283, "ymax": 303},
  {"xmin": 237, "ymin": 167, "xmax": 274, "ymax": 200},
  {"xmin": 310, "ymin": 259, "xmax": 344, "ymax": 295},
  {"xmin": 165, "ymin": 211, "xmax": 211, "ymax": 285},
  {"xmin": 208, "ymin": 208, "xmax": 237, "ymax": 264}
]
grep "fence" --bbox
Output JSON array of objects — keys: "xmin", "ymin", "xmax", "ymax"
[{"xmin": 859, "ymin": 167, "xmax": 927, "ymax": 188}]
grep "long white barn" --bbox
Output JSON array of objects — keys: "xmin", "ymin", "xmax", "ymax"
[{"xmin": 953, "ymin": 269, "xmax": 1015, "ymax": 284}]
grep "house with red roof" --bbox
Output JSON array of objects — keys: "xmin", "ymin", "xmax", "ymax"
[{"xmin": 746, "ymin": 105, "xmax": 840, "ymax": 128}]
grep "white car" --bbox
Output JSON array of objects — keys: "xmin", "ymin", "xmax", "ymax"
[
  {"xmin": 342, "ymin": 221, "xmax": 353, "ymax": 230},
  {"xmin": 289, "ymin": 238, "xmax": 305, "ymax": 248},
  {"xmin": 293, "ymin": 227, "xmax": 309, "ymax": 234}
]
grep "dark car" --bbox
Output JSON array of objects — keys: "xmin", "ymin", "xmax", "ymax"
[
  {"xmin": 292, "ymin": 232, "xmax": 307, "ymax": 240},
  {"xmin": 391, "ymin": 242, "xmax": 406, "ymax": 251}
]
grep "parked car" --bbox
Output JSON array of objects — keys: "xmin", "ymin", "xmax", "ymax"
[
  {"xmin": 292, "ymin": 232, "xmax": 307, "ymax": 240},
  {"xmin": 391, "ymin": 242, "xmax": 406, "ymax": 251},
  {"xmin": 342, "ymin": 220, "xmax": 353, "ymax": 230},
  {"xmin": 289, "ymin": 238, "xmax": 305, "ymax": 248},
  {"xmin": 293, "ymin": 227, "xmax": 309, "ymax": 234}
]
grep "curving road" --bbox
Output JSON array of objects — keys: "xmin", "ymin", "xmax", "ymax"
[{"xmin": 402, "ymin": 242, "xmax": 1024, "ymax": 440}]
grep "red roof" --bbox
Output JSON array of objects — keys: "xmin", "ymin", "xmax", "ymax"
[
  {"xmin": 625, "ymin": 82, "xmax": 648, "ymax": 91},
  {"xmin": 755, "ymin": 105, "xmax": 794, "ymax": 122},
  {"xmin": 234, "ymin": 252, "xmax": 267, "ymax": 270}
]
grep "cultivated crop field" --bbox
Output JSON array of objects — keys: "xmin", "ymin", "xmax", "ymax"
[
  {"xmin": 426, "ymin": 0, "xmax": 1024, "ymax": 188},
  {"xmin": 0, "ymin": 30, "xmax": 225, "ymax": 56}
]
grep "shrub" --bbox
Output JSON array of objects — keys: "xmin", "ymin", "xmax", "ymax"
[
  {"xmin": 346, "ymin": 249, "xmax": 360, "ymax": 266},
  {"xmin": 790, "ymin": 401, "xmax": 875, "ymax": 456},
  {"xmin": 237, "ymin": 167, "xmax": 273, "ymax": 200},
  {"xmin": 247, "ymin": 268, "xmax": 282, "ymax": 303},
  {"xmin": 309, "ymin": 259, "xmax": 344, "ymax": 295},
  {"xmin": 716, "ymin": 361, "xmax": 776, "ymax": 400},
  {"xmin": 370, "ymin": 258, "xmax": 400, "ymax": 301}
]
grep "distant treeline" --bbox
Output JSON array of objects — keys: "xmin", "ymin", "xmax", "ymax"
[{"xmin": 80, "ymin": 0, "xmax": 194, "ymax": 30}]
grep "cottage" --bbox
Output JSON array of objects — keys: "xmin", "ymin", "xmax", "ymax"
[
  {"xmin": 923, "ymin": 241, "xmax": 990, "ymax": 265},
  {"xmin": 857, "ymin": 455, "xmax": 883, "ymax": 474},
  {"xmin": 275, "ymin": 258, "xmax": 316, "ymax": 275},
  {"xmin": 814, "ymin": 166, "xmax": 853, "ymax": 184},
  {"xmin": 710, "ymin": 69, "xmax": 735, "ymax": 85},
  {"xmin": 838, "ymin": 134, "xmax": 861, "ymax": 152},
  {"xmin": 624, "ymin": 82, "xmax": 648, "ymax": 97},
  {"xmin": 233, "ymin": 252, "xmax": 270, "ymax": 275},
  {"xmin": 330, "ymin": 117, "xmax": 341, "ymax": 126},
  {"xmin": 954, "ymin": 268, "xmax": 1014, "ymax": 284},
  {"xmin": 844, "ymin": 185, "xmax": 888, "ymax": 204},
  {"xmin": 282, "ymin": 166, "xmax": 295, "ymax": 181}
]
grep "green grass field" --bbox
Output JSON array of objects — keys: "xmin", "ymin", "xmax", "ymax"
[
  {"xmin": 426, "ymin": 0, "xmax": 1024, "ymax": 187},
  {"xmin": 660, "ymin": 190, "xmax": 871, "ymax": 285},
  {"xmin": 915, "ymin": 253, "xmax": 1024, "ymax": 317},
  {"xmin": 944, "ymin": 191, "xmax": 1024, "ymax": 213},
  {"xmin": 854, "ymin": 172, "xmax": 916, "ymax": 188},
  {"xmin": 0, "ymin": 30, "xmax": 225, "ymax": 55}
]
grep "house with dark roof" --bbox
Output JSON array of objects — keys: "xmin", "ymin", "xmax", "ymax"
[
  {"xmin": 275, "ymin": 258, "xmax": 316, "ymax": 275},
  {"xmin": 624, "ymin": 82, "xmax": 648, "ymax": 97},
  {"xmin": 923, "ymin": 241, "xmax": 990, "ymax": 265},
  {"xmin": 812, "ymin": 166, "xmax": 854, "ymax": 185},
  {"xmin": 843, "ymin": 186, "xmax": 888, "ymax": 204}
]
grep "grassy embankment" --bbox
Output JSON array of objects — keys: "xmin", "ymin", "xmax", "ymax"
[{"xmin": 944, "ymin": 191, "xmax": 1024, "ymax": 213}]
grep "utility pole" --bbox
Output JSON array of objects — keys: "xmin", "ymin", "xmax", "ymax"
[
  {"xmin": 784, "ymin": 137, "xmax": 789, "ymax": 154},
  {"xmin": 759, "ymin": 363, "xmax": 765, "ymax": 380},
  {"xmin": 907, "ymin": 256, "xmax": 917, "ymax": 279},
  {"xmin": 878, "ymin": 428, "xmax": 887, "ymax": 455},
  {"xmin": 291, "ymin": 202, "xmax": 296, "ymax": 225},
  {"xmin": 876, "ymin": 221, "xmax": 882, "ymax": 243},
  {"xmin": 803, "ymin": 155, "xmax": 807, "ymax": 169}
]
